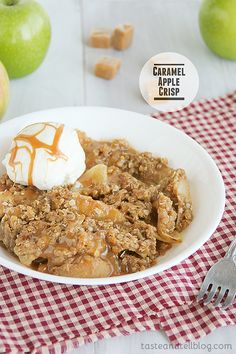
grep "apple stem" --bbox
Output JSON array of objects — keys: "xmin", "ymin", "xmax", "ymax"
[{"xmin": 4, "ymin": 0, "xmax": 18, "ymax": 5}]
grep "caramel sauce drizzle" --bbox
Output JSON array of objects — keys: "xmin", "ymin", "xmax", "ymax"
[{"xmin": 9, "ymin": 123, "xmax": 67, "ymax": 186}]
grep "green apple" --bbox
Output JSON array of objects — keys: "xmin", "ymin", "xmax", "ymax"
[
  {"xmin": 199, "ymin": 0, "xmax": 236, "ymax": 60},
  {"xmin": 0, "ymin": 0, "xmax": 51, "ymax": 78},
  {"xmin": 0, "ymin": 60, "xmax": 9, "ymax": 119}
]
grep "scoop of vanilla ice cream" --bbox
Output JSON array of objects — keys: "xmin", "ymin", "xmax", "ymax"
[{"xmin": 2, "ymin": 122, "xmax": 86, "ymax": 190}]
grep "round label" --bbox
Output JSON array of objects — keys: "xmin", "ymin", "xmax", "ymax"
[{"xmin": 139, "ymin": 52, "xmax": 199, "ymax": 112}]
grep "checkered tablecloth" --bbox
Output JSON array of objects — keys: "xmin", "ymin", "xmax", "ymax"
[{"xmin": 0, "ymin": 92, "xmax": 236, "ymax": 354}]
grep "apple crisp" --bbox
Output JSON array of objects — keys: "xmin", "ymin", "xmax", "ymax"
[{"xmin": 0, "ymin": 131, "xmax": 193, "ymax": 277}]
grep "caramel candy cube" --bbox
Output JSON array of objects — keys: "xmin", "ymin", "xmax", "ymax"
[
  {"xmin": 112, "ymin": 24, "xmax": 134, "ymax": 50},
  {"xmin": 94, "ymin": 56, "xmax": 121, "ymax": 80},
  {"xmin": 89, "ymin": 28, "xmax": 111, "ymax": 48}
]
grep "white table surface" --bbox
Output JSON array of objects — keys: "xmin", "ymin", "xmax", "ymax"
[{"xmin": 2, "ymin": 0, "xmax": 236, "ymax": 353}]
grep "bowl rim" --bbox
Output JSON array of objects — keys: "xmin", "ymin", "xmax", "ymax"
[{"xmin": 0, "ymin": 106, "xmax": 225, "ymax": 285}]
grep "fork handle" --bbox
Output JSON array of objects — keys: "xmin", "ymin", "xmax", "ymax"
[{"xmin": 225, "ymin": 238, "xmax": 236, "ymax": 259}]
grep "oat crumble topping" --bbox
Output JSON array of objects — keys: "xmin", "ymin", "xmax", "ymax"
[{"xmin": 0, "ymin": 131, "xmax": 193, "ymax": 277}]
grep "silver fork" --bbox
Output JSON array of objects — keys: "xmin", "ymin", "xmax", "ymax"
[{"xmin": 197, "ymin": 238, "xmax": 236, "ymax": 309}]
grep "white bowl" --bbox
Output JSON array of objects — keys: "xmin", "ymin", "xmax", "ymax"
[{"xmin": 0, "ymin": 107, "xmax": 225, "ymax": 285}]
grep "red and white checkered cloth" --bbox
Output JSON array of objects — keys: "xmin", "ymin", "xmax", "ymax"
[{"xmin": 0, "ymin": 92, "xmax": 236, "ymax": 354}]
